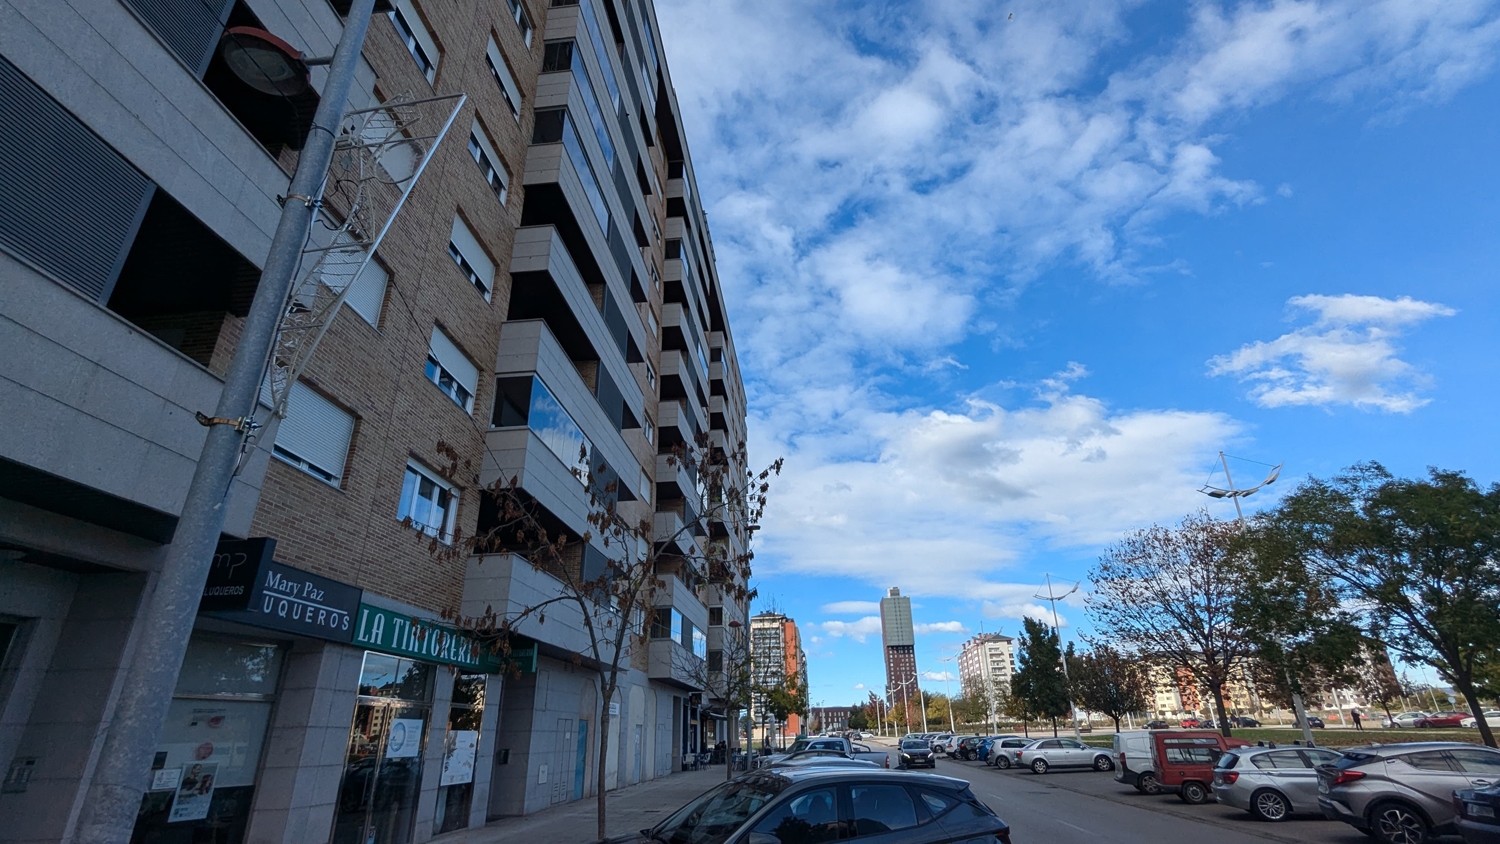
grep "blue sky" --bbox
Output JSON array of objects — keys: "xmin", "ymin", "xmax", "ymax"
[{"xmin": 656, "ymin": 0, "xmax": 1500, "ymax": 707}]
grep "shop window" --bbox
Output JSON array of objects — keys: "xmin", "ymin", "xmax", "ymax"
[
  {"xmin": 334, "ymin": 652, "xmax": 434, "ymax": 844},
  {"xmin": 435, "ymin": 674, "xmax": 486, "ymax": 833},
  {"xmin": 132, "ymin": 635, "xmax": 282, "ymax": 843}
]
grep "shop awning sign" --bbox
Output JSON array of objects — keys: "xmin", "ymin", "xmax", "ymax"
[
  {"xmin": 202, "ymin": 551, "xmax": 362, "ymax": 643},
  {"xmin": 353, "ymin": 604, "xmax": 509, "ymax": 672},
  {"xmin": 199, "ymin": 538, "xmax": 277, "ymax": 611}
]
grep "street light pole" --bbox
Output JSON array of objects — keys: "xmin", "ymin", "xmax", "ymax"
[
  {"xmin": 1036, "ymin": 573, "xmax": 1082, "ymax": 740},
  {"xmin": 72, "ymin": 5, "xmax": 381, "ymax": 842},
  {"xmin": 938, "ymin": 654, "xmax": 957, "ymax": 731}
]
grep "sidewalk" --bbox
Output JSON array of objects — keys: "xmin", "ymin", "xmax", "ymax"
[{"xmin": 434, "ymin": 767, "xmax": 729, "ymax": 844}]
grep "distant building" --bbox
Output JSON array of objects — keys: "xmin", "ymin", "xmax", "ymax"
[
  {"xmin": 958, "ymin": 633, "xmax": 1015, "ymax": 712},
  {"xmin": 809, "ymin": 706, "xmax": 852, "ymax": 732},
  {"xmin": 880, "ymin": 587, "xmax": 920, "ymax": 710},
  {"xmin": 749, "ymin": 611, "xmax": 805, "ymax": 745}
]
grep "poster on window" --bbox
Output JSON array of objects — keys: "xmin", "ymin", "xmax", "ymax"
[
  {"xmin": 440, "ymin": 730, "xmax": 479, "ymax": 785},
  {"xmin": 385, "ymin": 719, "xmax": 425, "ymax": 758},
  {"xmin": 167, "ymin": 762, "xmax": 218, "ymax": 822}
]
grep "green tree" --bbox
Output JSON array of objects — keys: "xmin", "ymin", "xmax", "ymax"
[
  {"xmin": 848, "ymin": 705, "xmax": 869, "ymax": 731},
  {"xmin": 1251, "ymin": 464, "xmax": 1500, "ymax": 747},
  {"xmin": 1088, "ymin": 512, "xmax": 1254, "ymax": 737},
  {"xmin": 1012, "ymin": 617, "xmax": 1071, "ymax": 736},
  {"xmin": 1069, "ymin": 644, "xmax": 1149, "ymax": 732}
]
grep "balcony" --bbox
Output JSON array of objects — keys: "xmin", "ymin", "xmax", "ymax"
[
  {"xmin": 648, "ymin": 639, "xmax": 705, "ymax": 690},
  {"xmin": 660, "ymin": 350, "xmax": 708, "ymax": 426},
  {"xmin": 657, "ymin": 398, "xmax": 700, "ymax": 449},
  {"xmin": 463, "ymin": 551, "xmax": 614, "ymax": 666}
]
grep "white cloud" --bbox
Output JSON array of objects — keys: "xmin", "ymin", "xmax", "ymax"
[
  {"xmin": 821, "ymin": 600, "xmax": 882, "ymax": 615},
  {"xmin": 922, "ymin": 670, "xmax": 958, "ymax": 682},
  {"xmin": 854, "ymin": 683, "xmax": 866, "ymax": 690},
  {"xmin": 819, "ymin": 616, "xmax": 883, "ymax": 643},
  {"xmin": 913, "ymin": 621, "xmax": 969, "ymax": 636},
  {"xmin": 983, "ymin": 601, "xmax": 1067, "ymax": 628},
  {"xmin": 1210, "ymin": 294, "xmax": 1456, "ymax": 412}
]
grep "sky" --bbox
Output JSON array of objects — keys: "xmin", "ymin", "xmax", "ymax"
[{"xmin": 654, "ymin": 0, "xmax": 1500, "ymax": 708}]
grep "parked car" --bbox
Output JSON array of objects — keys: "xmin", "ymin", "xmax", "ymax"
[
  {"xmin": 954, "ymin": 736, "xmax": 987, "ymax": 761},
  {"xmin": 858, "ymin": 731, "xmax": 875, "ymax": 739},
  {"xmin": 929, "ymin": 733, "xmax": 958, "ymax": 755},
  {"xmin": 1296, "ymin": 716, "xmax": 1326, "ymax": 730},
  {"xmin": 1383, "ymin": 711, "xmax": 1432, "ymax": 729},
  {"xmin": 1417, "ymin": 711, "xmax": 1472, "ymax": 728},
  {"xmin": 1180, "ymin": 717, "xmax": 1202, "ymax": 728},
  {"xmin": 1144, "ymin": 720, "xmax": 1170, "ymax": 730},
  {"xmin": 1231, "ymin": 716, "xmax": 1262, "ymax": 728},
  {"xmin": 985, "ymin": 736, "xmax": 1032, "ymax": 769},
  {"xmin": 1461, "ymin": 712, "xmax": 1500, "ymax": 730},
  {"xmin": 1316, "ymin": 741, "xmax": 1500, "ymax": 842},
  {"xmin": 758, "ymin": 737, "xmax": 853, "ymax": 768},
  {"xmin": 1113, "ymin": 731, "xmax": 1160, "ymax": 794},
  {"xmin": 899, "ymin": 739, "xmax": 937, "ymax": 769},
  {"xmin": 1014, "ymin": 738, "xmax": 1114, "ymax": 774},
  {"xmin": 770, "ymin": 753, "xmax": 882, "ymax": 770},
  {"xmin": 1455, "ymin": 783, "xmax": 1500, "ymax": 844},
  {"xmin": 619, "ymin": 767, "xmax": 1012, "ymax": 844},
  {"xmin": 1212, "ymin": 745, "xmax": 1344, "ymax": 822},
  {"xmin": 1149, "ymin": 730, "xmax": 1251, "ymax": 804}
]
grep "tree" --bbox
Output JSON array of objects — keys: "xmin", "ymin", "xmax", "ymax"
[
  {"xmin": 955, "ymin": 676, "xmax": 994, "ymax": 727},
  {"xmin": 1249, "ymin": 464, "xmax": 1500, "ymax": 747},
  {"xmin": 452, "ymin": 436, "xmax": 781, "ymax": 836},
  {"xmin": 676, "ymin": 617, "xmax": 756, "ymax": 779},
  {"xmin": 848, "ymin": 705, "xmax": 869, "ymax": 731},
  {"xmin": 1069, "ymin": 645, "xmax": 1149, "ymax": 731},
  {"xmin": 1088, "ymin": 512, "xmax": 1255, "ymax": 737},
  {"xmin": 1012, "ymin": 617, "xmax": 1070, "ymax": 736},
  {"xmin": 759, "ymin": 672, "xmax": 807, "ymax": 746}
]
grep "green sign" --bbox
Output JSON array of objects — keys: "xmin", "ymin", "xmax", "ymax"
[{"xmin": 353, "ymin": 604, "xmax": 507, "ymax": 673}]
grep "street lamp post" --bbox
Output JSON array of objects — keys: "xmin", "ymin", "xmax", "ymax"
[
  {"xmin": 1036, "ymin": 573, "xmax": 1083, "ymax": 740},
  {"xmin": 938, "ymin": 654, "xmax": 957, "ymax": 731}
]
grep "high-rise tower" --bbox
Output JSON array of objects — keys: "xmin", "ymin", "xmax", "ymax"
[{"xmin": 880, "ymin": 587, "xmax": 918, "ymax": 710}]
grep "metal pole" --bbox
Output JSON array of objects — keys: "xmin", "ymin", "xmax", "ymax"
[
  {"xmin": 941, "ymin": 659, "xmax": 954, "ymax": 731},
  {"xmin": 1221, "ymin": 451, "xmax": 1245, "ymax": 524},
  {"xmin": 1039, "ymin": 574, "xmax": 1082, "ymax": 740},
  {"xmin": 72, "ymin": 6, "xmax": 379, "ymax": 841}
]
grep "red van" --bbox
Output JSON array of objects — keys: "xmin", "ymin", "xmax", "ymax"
[{"xmin": 1149, "ymin": 731, "xmax": 1251, "ymax": 804}]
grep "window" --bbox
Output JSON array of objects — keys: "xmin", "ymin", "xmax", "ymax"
[
  {"xmin": 389, "ymin": 1, "xmax": 438, "ymax": 83},
  {"xmin": 486, "ymin": 38, "xmax": 522, "ymax": 119},
  {"xmin": 263, "ymin": 380, "xmax": 355, "ymax": 485},
  {"xmin": 643, "ymin": 414, "xmax": 654, "ymax": 444},
  {"xmin": 647, "ymin": 308, "xmax": 659, "ymax": 336},
  {"xmin": 707, "ymin": 650, "xmax": 722, "ymax": 672},
  {"xmin": 850, "ymin": 784, "xmax": 919, "ymax": 835},
  {"xmin": 915, "ymin": 789, "xmax": 958, "ymax": 820},
  {"xmin": 650, "ymin": 608, "xmax": 672, "ymax": 639},
  {"xmin": 640, "ymin": 59, "xmax": 654, "ymax": 105},
  {"xmin": 505, "ymin": 0, "xmax": 533, "ymax": 46},
  {"xmin": 1252, "ymin": 751, "xmax": 1307, "ymax": 770},
  {"xmin": 399, "ymin": 461, "xmax": 457, "ymax": 541},
  {"xmin": 648, "ymin": 260, "xmax": 660, "ymax": 290},
  {"xmin": 692, "ymin": 626, "xmax": 707, "ymax": 659},
  {"xmin": 531, "ymin": 109, "xmax": 610, "ymax": 233},
  {"xmin": 1449, "ymin": 749, "xmax": 1500, "ymax": 775},
  {"xmin": 751, "ymin": 787, "xmax": 839, "ymax": 844},
  {"xmin": 448, "ymin": 215, "xmax": 494, "ymax": 297},
  {"xmin": 491, "ymin": 375, "xmax": 593, "ymax": 480},
  {"xmin": 1403, "ymin": 751, "xmax": 1461, "ymax": 772},
  {"xmin": 467, "ymin": 121, "xmax": 509, "ymax": 206},
  {"xmin": 344, "ymin": 255, "xmax": 388, "ymax": 326},
  {"xmin": 645, "ymin": 361, "xmax": 656, "ymax": 389},
  {"xmin": 426, "ymin": 326, "xmax": 477, "ymax": 412},
  {"xmin": 568, "ymin": 0, "xmax": 620, "ymax": 109},
  {"xmin": 709, "ymin": 606, "xmax": 723, "ymax": 626},
  {"xmin": 542, "ymin": 41, "xmax": 614, "ymax": 168}
]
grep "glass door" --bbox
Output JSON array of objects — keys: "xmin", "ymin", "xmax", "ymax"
[{"xmin": 332, "ymin": 653, "xmax": 433, "ymax": 844}]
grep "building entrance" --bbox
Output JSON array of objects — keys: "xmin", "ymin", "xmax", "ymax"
[{"xmin": 332, "ymin": 653, "xmax": 433, "ymax": 844}]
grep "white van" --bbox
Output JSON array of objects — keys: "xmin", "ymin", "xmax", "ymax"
[{"xmin": 1112, "ymin": 731, "xmax": 1159, "ymax": 794}]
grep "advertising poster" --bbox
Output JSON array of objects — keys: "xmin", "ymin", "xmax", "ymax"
[
  {"xmin": 440, "ymin": 730, "xmax": 479, "ymax": 786},
  {"xmin": 385, "ymin": 719, "xmax": 424, "ymax": 759},
  {"xmin": 167, "ymin": 762, "xmax": 218, "ymax": 823}
]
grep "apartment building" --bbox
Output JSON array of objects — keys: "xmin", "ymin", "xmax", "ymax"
[
  {"xmin": 879, "ymin": 587, "xmax": 919, "ymax": 708},
  {"xmin": 748, "ymin": 611, "xmax": 805, "ymax": 746},
  {"xmin": 0, "ymin": 0, "xmax": 746, "ymax": 841},
  {"xmin": 957, "ymin": 632, "xmax": 1015, "ymax": 712}
]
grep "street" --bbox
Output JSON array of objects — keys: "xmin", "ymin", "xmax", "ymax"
[{"xmin": 929, "ymin": 755, "xmax": 1375, "ymax": 844}]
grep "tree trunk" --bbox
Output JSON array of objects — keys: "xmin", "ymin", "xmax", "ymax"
[
  {"xmin": 1112, "ymin": 715, "xmax": 1121, "ymax": 732},
  {"xmin": 726, "ymin": 707, "xmax": 736, "ymax": 781},
  {"xmin": 1050, "ymin": 717, "xmax": 1057, "ymax": 738},
  {"xmin": 1209, "ymin": 682, "xmax": 1232, "ymax": 738},
  {"xmin": 1456, "ymin": 676, "xmax": 1499, "ymax": 748},
  {"xmin": 597, "ymin": 705, "xmax": 612, "ymax": 840}
]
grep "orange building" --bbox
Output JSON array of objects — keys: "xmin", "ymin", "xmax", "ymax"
[{"xmin": 749, "ymin": 611, "xmax": 808, "ymax": 746}]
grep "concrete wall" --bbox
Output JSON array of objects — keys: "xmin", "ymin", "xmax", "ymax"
[{"xmin": 488, "ymin": 656, "xmax": 600, "ymax": 817}]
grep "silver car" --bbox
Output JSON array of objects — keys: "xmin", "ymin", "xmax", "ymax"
[
  {"xmin": 1317, "ymin": 741, "xmax": 1500, "ymax": 843},
  {"xmin": 1213, "ymin": 745, "xmax": 1343, "ymax": 821},
  {"xmin": 1013, "ymin": 738, "xmax": 1114, "ymax": 774}
]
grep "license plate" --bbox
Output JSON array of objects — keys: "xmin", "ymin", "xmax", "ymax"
[{"xmin": 1318, "ymin": 782, "xmax": 1328, "ymax": 794}]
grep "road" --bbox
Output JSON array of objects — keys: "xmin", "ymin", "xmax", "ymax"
[{"xmin": 927, "ymin": 755, "xmax": 1379, "ymax": 844}]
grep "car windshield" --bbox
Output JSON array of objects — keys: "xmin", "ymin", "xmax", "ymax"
[
  {"xmin": 786, "ymin": 740, "xmax": 814, "ymax": 752},
  {"xmin": 652, "ymin": 778, "xmax": 787, "ymax": 844},
  {"xmin": 901, "ymin": 740, "xmax": 928, "ymax": 750}
]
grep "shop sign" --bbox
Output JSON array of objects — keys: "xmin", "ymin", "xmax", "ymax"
[
  {"xmin": 205, "ymin": 559, "xmax": 362, "ymax": 643},
  {"xmin": 200, "ymin": 538, "xmax": 277, "ymax": 611},
  {"xmin": 353, "ymin": 604, "xmax": 506, "ymax": 672}
]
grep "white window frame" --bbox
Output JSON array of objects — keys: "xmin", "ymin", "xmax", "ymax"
[
  {"xmin": 426, "ymin": 326, "xmax": 478, "ymax": 413},
  {"xmin": 398, "ymin": 460, "xmax": 458, "ymax": 542},
  {"xmin": 389, "ymin": 0, "xmax": 439, "ymax": 83},
  {"xmin": 643, "ymin": 413, "xmax": 654, "ymax": 444},
  {"xmin": 264, "ymin": 381, "xmax": 355, "ymax": 486},
  {"xmin": 448, "ymin": 214, "xmax": 494, "ymax": 298},
  {"xmin": 506, "ymin": 0, "xmax": 534, "ymax": 46},
  {"xmin": 467, "ymin": 120, "xmax": 509, "ymax": 207},
  {"xmin": 486, "ymin": 37, "xmax": 522, "ymax": 120},
  {"xmin": 647, "ymin": 308, "xmax": 659, "ymax": 337}
]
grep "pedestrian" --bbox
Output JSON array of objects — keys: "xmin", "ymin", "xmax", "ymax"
[{"xmin": 1352, "ymin": 708, "xmax": 1363, "ymax": 731}]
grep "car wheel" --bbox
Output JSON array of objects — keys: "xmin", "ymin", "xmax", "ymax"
[
  {"xmin": 1031, "ymin": 758, "xmax": 1049, "ymax": 774},
  {"xmin": 1249, "ymin": 789, "xmax": 1289, "ymax": 822},
  {"xmin": 1093, "ymin": 755, "xmax": 1114, "ymax": 772},
  {"xmin": 1371, "ymin": 802, "xmax": 1429, "ymax": 844},
  {"xmin": 1179, "ymin": 781, "xmax": 1210, "ymax": 805},
  {"xmin": 997, "ymin": 756, "xmax": 1012, "ymax": 770},
  {"xmin": 1136, "ymin": 772, "xmax": 1161, "ymax": 795}
]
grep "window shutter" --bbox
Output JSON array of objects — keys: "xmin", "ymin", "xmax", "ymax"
[
  {"xmin": 448, "ymin": 216, "xmax": 495, "ymax": 282},
  {"xmin": 0, "ymin": 56, "xmax": 154, "ymax": 303},
  {"xmin": 486, "ymin": 38, "xmax": 523, "ymax": 118},
  {"xmin": 428, "ymin": 326, "xmax": 477, "ymax": 398},
  {"xmin": 121, "ymin": 0, "xmax": 235, "ymax": 75},
  {"xmin": 344, "ymin": 257, "xmax": 388, "ymax": 325},
  {"xmin": 269, "ymin": 381, "xmax": 355, "ymax": 481}
]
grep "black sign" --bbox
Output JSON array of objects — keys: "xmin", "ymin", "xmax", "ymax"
[
  {"xmin": 205, "ymin": 559, "xmax": 363, "ymax": 643},
  {"xmin": 200, "ymin": 538, "xmax": 277, "ymax": 611}
]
